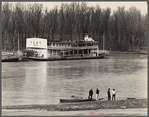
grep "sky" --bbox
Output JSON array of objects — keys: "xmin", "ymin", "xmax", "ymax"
[{"xmin": 5, "ymin": 1, "xmax": 148, "ymax": 15}]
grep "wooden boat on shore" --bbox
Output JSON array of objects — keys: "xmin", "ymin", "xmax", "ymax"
[
  {"xmin": 2, "ymin": 57, "xmax": 19, "ymax": 62},
  {"xmin": 2, "ymin": 53, "xmax": 19, "ymax": 62},
  {"xmin": 60, "ymin": 98, "xmax": 96, "ymax": 103}
]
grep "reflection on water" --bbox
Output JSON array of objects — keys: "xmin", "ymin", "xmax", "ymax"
[{"xmin": 2, "ymin": 54, "xmax": 147, "ymax": 106}]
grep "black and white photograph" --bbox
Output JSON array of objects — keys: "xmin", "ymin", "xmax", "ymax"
[{"xmin": 1, "ymin": 1, "xmax": 148, "ymax": 116}]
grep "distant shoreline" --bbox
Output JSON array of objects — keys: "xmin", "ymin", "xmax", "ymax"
[
  {"xmin": 109, "ymin": 50, "xmax": 147, "ymax": 55},
  {"xmin": 2, "ymin": 99, "xmax": 147, "ymax": 111}
]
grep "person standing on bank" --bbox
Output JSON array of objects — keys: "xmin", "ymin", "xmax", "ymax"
[
  {"xmin": 112, "ymin": 89, "xmax": 116, "ymax": 100},
  {"xmin": 96, "ymin": 88, "xmax": 99, "ymax": 100},
  {"xmin": 88, "ymin": 89, "xmax": 93, "ymax": 99},
  {"xmin": 107, "ymin": 88, "xmax": 111, "ymax": 100}
]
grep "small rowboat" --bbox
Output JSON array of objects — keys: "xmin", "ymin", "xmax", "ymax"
[
  {"xmin": 60, "ymin": 98, "xmax": 96, "ymax": 103},
  {"xmin": 127, "ymin": 98, "xmax": 136, "ymax": 100}
]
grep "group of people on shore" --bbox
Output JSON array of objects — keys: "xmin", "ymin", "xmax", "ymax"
[{"xmin": 88, "ymin": 88, "xmax": 116, "ymax": 100}]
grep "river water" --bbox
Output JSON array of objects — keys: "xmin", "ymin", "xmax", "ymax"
[{"xmin": 2, "ymin": 53, "xmax": 147, "ymax": 106}]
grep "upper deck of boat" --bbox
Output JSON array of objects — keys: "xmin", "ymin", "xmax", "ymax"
[
  {"xmin": 47, "ymin": 40, "xmax": 98, "ymax": 50},
  {"xmin": 47, "ymin": 41, "xmax": 98, "ymax": 49}
]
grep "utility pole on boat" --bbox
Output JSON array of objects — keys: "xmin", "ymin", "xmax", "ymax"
[
  {"xmin": 17, "ymin": 29, "xmax": 22, "ymax": 58},
  {"xmin": 103, "ymin": 32, "xmax": 105, "ymax": 51},
  {"xmin": 18, "ymin": 32, "xmax": 19, "ymax": 52}
]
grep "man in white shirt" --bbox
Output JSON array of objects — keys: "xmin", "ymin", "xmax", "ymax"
[{"xmin": 112, "ymin": 89, "xmax": 116, "ymax": 100}]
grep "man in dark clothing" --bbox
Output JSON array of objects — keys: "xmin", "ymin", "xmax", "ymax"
[
  {"xmin": 96, "ymin": 88, "xmax": 99, "ymax": 100},
  {"xmin": 107, "ymin": 88, "xmax": 111, "ymax": 100},
  {"xmin": 88, "ymin": 89, "xmax": 93, "ymax": 99}
]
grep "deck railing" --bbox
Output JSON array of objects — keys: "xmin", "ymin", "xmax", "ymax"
[{"xmin": 47, "ymin": 45, "xmax": 98, "ymax": 50}]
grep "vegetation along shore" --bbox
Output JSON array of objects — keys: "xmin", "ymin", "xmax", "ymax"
[{"xmin": 2, "ymin": 2, "xmax": 147, "ymax": 52}]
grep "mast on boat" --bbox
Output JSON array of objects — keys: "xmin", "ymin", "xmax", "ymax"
[
  {"xmin": 103, "ymin": 32, "xmax": 105, "ymax": 51},
  {"xmin": 18, "ymin": 32, "xmax": 19, "ymax": 52}
]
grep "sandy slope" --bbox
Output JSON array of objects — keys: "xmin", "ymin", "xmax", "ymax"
[{"xmin": 2, "ymin": 108, "xmax": 147, "ymax": 116}]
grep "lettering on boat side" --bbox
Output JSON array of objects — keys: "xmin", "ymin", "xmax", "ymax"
[{"xmin": 89, "ymin": 112, "xmax": 104, "ymax": 115}]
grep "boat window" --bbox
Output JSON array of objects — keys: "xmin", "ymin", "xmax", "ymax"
[
  {"xmin": 53, "ymin": 43, "xmax": 55, "ymax": 46},
  {"xmin": 39, "ymin": 42, "xmax": 41, "ymax": 44},
  {"xmin": 31, "ymin": 41, "xmax": 32, "ymax": 43},
  {"xmin": 37, "ymin": 41, "xmax": 38, "ymax": 44}
]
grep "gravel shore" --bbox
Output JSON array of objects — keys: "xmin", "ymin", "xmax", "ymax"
[
  {"xmin": 2, "ymin": 108, "xmax": 147, "ymax": 116},
  {"xmin": 3, "ymin": 99, "xmax": 147, "ymax": 111}
]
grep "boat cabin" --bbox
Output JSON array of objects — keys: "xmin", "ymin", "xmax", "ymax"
[
  {"xmin": 84, "ymin": 33, "xmax": 94, "ymax": 41},
  {"xmin": 25, "ymin": 38, "xmax": 48, "ymax": 58}
]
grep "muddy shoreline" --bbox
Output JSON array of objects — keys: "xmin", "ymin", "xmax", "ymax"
[
  {"xmin": 110, "ymin": 50, "xmax": 147, "ymax": 55},
  {"xmin": 2, "ymin": 99, "xmax": 147, "ymax": 111}
]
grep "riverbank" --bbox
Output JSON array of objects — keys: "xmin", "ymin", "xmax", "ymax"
[
  {"xmin": 2, "ymin": 108, "xmax": 147, "ymax": 116},
  {"xmin": 110, "ymin": 50, "xmax": 147, "ymax": 55},
  {"xmin": 2, "ymin": 99, "xmax": 147, "ymax": 116},
  {"xmin": 3, "ymin": 99, "xmax": 147, "ymax": 111}
]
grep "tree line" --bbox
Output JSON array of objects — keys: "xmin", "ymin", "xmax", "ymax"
[{"xmin": 2, "ymin": 2, "xmax": 148, "ymax": 52}]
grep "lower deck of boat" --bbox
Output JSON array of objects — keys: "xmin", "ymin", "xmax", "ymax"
[{"xmin": 22, "ymin": 55, "xmax": 104, "ymax": 61}]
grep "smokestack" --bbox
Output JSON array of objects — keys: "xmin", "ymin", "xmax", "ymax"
[{"xmin": 82, "ymin": 25, "xmax": 84, "ymax": 40}]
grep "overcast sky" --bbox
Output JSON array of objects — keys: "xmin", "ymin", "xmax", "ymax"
[{"xmin": 6, "ymin": 1, "xmax": 148, "ymax": 15}]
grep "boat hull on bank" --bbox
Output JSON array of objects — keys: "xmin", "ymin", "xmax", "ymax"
[
  {"xmin": 60, "ymin": 98, "xmax": 96, "ymax": 103},
  {"xmin": 2, "ymin": 58, "xmax": 19, "ymax": 62},
  {"xmin": 2, "ymin": 53, "xmax": 19, "ymax": 62}
]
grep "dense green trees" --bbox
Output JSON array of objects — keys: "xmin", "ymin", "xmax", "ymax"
[{"xmin": 2, "ymin": 2, "xmax": 147, "ymax": 52}]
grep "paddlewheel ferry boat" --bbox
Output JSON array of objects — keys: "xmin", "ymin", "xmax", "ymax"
[{"xmin": 23, "ymin": 33, "xmax": 105, "ymax": 61}]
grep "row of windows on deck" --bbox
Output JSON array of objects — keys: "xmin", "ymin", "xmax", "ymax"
[
  {"xmin": 47, "ymin": 43, "xmax": 98, "ymax": 47},
  {"xmin": 31, "ymin": 41, "xmax": 42, "ymax": 44}
]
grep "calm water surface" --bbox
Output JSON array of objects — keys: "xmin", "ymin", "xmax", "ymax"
[{"xmin": 2, "ymin": 54, "xmax": 147, "ymax": 106}]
